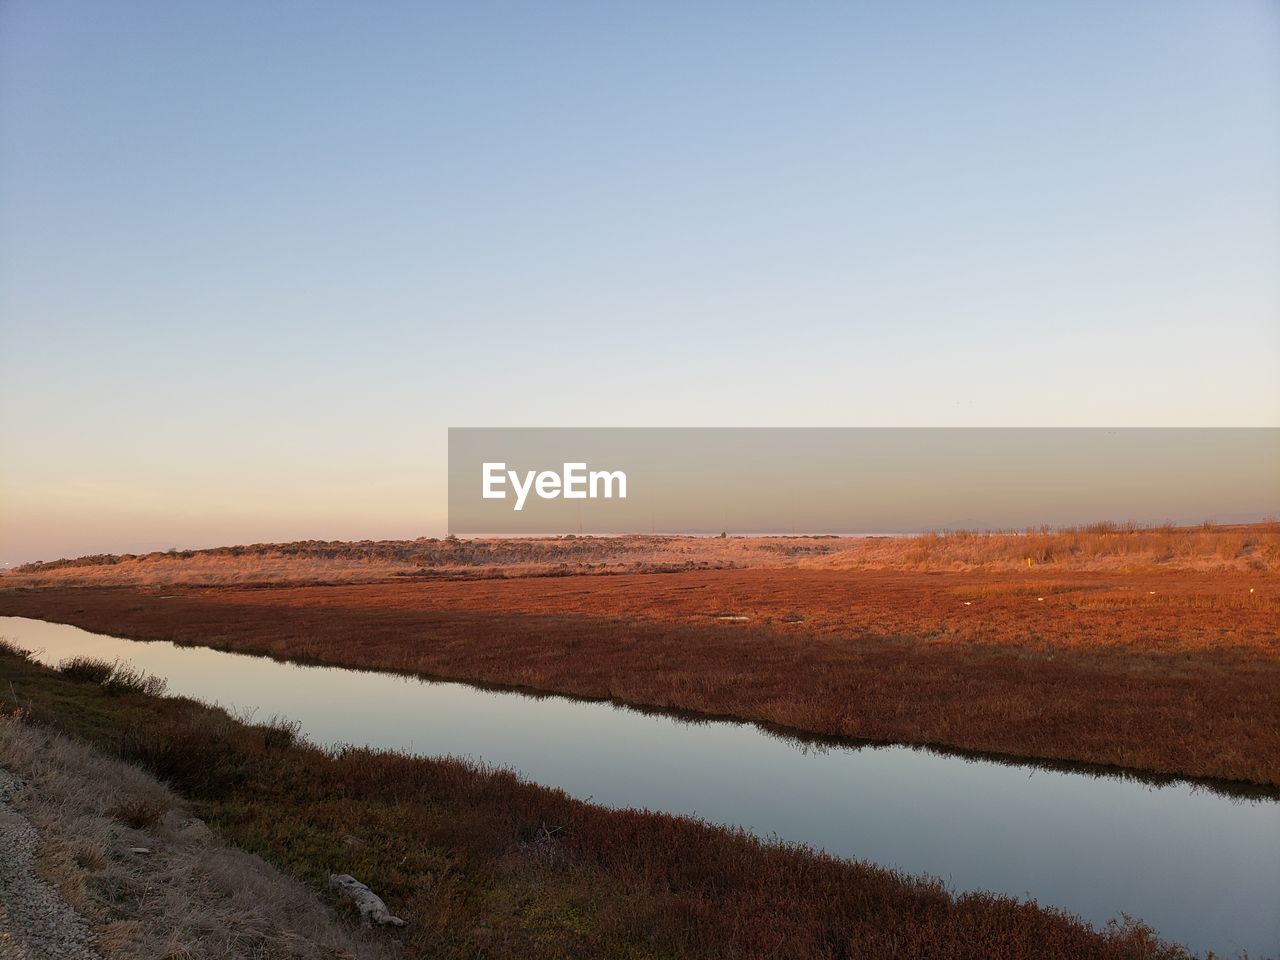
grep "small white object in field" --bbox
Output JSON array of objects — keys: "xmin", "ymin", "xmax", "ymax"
[
  {"xmin": 1149, "ymin": 591, "xmax": 1156, "ymax": 595},
  {"xmin": 1037, "ymin": 597, "xmax": 1044, "ymax": 601},
  {"xmin": 329, "ymin": 873, "xmax": 407, "ymax": 927},
  {"xmin": 127, "ymin": 847, "xmax": 151, "ymax": 855},
  {"xmin": 963, "ymin": 601, "xmax": 971, "ymax": 606}
]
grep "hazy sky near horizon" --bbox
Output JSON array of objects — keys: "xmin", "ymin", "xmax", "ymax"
[{"xmin": 2, "ymin": 1, "xmax": 1278, "ymax": 561}]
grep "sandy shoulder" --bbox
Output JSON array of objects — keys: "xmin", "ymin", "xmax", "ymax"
[{"xmin": 0, "ymin": 719, "xmax": 391, "ymax": 960}]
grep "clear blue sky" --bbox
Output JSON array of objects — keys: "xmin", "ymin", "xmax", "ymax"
[{"xmin": 1, "ymin": 1, "xmax": 1277, "ymax": 560}]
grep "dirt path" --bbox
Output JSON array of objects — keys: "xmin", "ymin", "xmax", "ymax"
[{"xmin": 0, "ymin": 769, "xmax": 101, "ymax": 960}]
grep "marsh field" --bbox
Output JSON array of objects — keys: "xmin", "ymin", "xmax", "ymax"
[{"xmin": 1, "ymin": 524, "xmax": 1277, "ymax": 958}]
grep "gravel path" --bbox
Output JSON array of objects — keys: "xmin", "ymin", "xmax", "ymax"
[{"xmin": 0, "ymin": 770, "xmax": 101, "ymax": 960}]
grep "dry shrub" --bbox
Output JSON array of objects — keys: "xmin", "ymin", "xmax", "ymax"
[
  {"xmin": 101, "ymin": 663, "xmax": 167, "ymax": 698},
  {"xmin": 255, "ymin": 714, "xmax": 303, "ymax": 750},
  {"xmin": 58, "ymin": 656, "xmax": 115, "ymax": 684},
  {"xmin": 116, "ymin": 709, "xmax": 246, "ymax": 797},
  {"xmin": 58, "ymin": 657, "xmax": 168, "ymax": 697},
  {"xmin": 0, "ymin": 636, "xmax": 33, "ymax": 659},
  {"xmin": 110, "ymin": 795, "xmax": 169, "ymax": 830}
]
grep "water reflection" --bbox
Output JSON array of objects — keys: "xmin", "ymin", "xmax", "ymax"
[{"xmin": 2, "ymin": 616, "xmax": 1276, "ymax": 958}]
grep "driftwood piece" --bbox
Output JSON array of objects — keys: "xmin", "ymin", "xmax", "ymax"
[{"xmin": 328, "ymin": 873, "xmax": 407, "ymax": 927}]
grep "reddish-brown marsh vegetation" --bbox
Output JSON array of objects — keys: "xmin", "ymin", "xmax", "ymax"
[{"xmin": 3, "ymin": 561, "xmax": 1276, "ymax": 785}]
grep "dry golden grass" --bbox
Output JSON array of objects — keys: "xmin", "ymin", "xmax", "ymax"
[
  {"xmin": 5, "ymin": 522, "xmax": 1277, "ymax": 588},
  {"xmin": 0, "ymin": 713, "xmax": 392, "ymax": 960}
]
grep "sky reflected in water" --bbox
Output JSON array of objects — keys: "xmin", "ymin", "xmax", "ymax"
[{"xmin": 3, "ymin": 616, "xmax": 1276, "ymax": 957}]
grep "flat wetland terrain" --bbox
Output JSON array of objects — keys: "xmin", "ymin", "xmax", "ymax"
[
  {"xmin": 3, "ymin": 524, "xmax": 1277, "ymax": 786},
  {"xmin": 2, "ymin": 524, "xmax": 1277, "ymax": 957}
]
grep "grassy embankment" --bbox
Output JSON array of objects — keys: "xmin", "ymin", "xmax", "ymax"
[{"xmin": 0, "ymin": 640, "xmax": 1193, "ymax": 960}]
